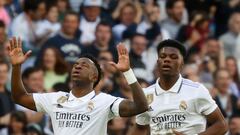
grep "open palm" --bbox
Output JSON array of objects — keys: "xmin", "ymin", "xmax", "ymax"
[
  {"xmin": 109, "ymin": 43, "xmax": 130, "ymax": 72},
  {"xmin": 8, "ymin": 37, "xmax": 31, "ymax": 66}
]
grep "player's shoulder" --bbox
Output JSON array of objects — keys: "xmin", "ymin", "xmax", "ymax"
[
  {"xmin": 48, "ymin": 91, "xmax": 68, "ymax": 96},
  {"xmin": 182, "ymin": 78, "xmax": 201, "ymax": 89},
  {"xmin": 95, "ymin": 92, "xmax": 121, "ymax": 101},
  {"xmin": 93, "ymin": 92, "xmax": 123, "ymax": 106},
  {"xmin": 181, "ymin": 78, "xmax": 209, "ymax": 93}
]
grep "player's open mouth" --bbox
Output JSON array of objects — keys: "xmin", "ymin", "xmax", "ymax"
[
  {"xmin": 162, "ymin": 65, "xmax": 171, "ymax": 70},
  {"xmin": 72, "ymin": 69, "xmax": 81, "ymax": 76}
]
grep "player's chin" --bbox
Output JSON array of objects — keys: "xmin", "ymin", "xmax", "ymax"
[{"xmin": 160, "ymin": 71, "xmax": 173, "ymax": 76}]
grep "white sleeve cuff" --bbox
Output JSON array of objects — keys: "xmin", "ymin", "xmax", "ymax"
[{"xmin": 110, "ymin": 98, "xmax": 124, "ymax": 117}]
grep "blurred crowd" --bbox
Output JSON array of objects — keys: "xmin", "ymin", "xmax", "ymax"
[{"xmin": 1, "ymin": 0, "xmax": 240, "ymax": 135}]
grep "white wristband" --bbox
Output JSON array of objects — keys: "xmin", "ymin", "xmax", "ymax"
[{"xmin": 123, "ymin": 68, "xmax": 137, "ymax": 84}]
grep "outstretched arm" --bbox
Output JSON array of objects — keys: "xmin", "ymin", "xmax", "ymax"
[
  {"xmin": 109, "ymin": 43, "xmax": 148, "ymax": 117},
  {"xmin": 8, "ymin": 37, "xmax": 36, "ymax": 111}
]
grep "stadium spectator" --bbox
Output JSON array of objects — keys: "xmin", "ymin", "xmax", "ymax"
[
  {"xmin": 161, "ymin": 0, "xmax": 186, "ymax": 39},
  {"xmin": 229, "ymin": 115, "xmax": 240, "ymax": 135},
  {"xmin": 0, "ymin": 21, "xmax": 7, "ymax": 59},
  {"xmin": 26, "ymin": 123, "xmax": 43, "ymax": 135},
  {"xmin": 128, "ymin": 33, "xmax": 150, "ymax": 81},
  {"xmin": 182, "ymin": 63, "xmax": 200, "ymax": 82},
  {"xmin": 219, "ymin": 12, "xmax": 240, "ymax": 57},
  {"xmin": 38, "ymin": 11, "xmax": 83, "ymax": 65},
  {"xmin": 177, "ymin": 11, "xmax": 210, "ymax": 51},
  {"xmin": 35, "ymin": 4, "xmax": 61, "ymax": 46},
  {"xmin": 8, "ymin": 111, "xmax": 28, "ymax": 135},
  {"xmin": 82, "ymin": 21, "xmax": 117, "ymax": 61},
  {"xmin": 69, "ymin": 0, "xmax": 82, "ymax": 13},
  {"xmin": 0, "ymin": 0, "xmax": 11, "ymax": 27},
  {"xmin": 0, "ymin": 60, "xmax": 15, "ymax": 132},
  {"xmin": 10, "ymin": 0, "xmax": 46, "ymax": 52},
  {"xmin": 0, "ymin": 20, "xmax": 6, "ymax": 45},
  {"xmin": 112, "ymin": 1, "xmax": 142, "ymax": 42},
  {"xmin": 37, "ymin": 47, "xmax": 69, "ymax": 92},
  {"xmin": 108, "ymin": 117, "xmax": 130, "ymax": 135},
  {"xmin": 4, "ymin": 0, "xmax": 22, "ymax": 19},
  {"xmin": 198, "ymin": 38, "xmax": 225, "ymax": 84},
  {"xmin": 79, "ymin": 0, "xmax": 102, "ymax": 45},
  {"xmin": 213, "ymin": 68, "xmax": 240, "ymax": 118},
  {"xmin": 137, "ymin": 1, "xmax": 171, "ymax": 41},
  {"xmin": 226, "ymin": 56, "xmax": 240, "ymax": 98},
  {"xmin": 57, "ymin": 0, "xmax": 70, "ymax": 22}
]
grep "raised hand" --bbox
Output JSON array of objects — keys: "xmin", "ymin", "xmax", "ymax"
[
  {"xmin": 109, "ymin": 43, "xmax": 130, "ymax": 72},
  {"xmin": 8, "ymin": 37, "xmax": 32, "ymax": 66}
]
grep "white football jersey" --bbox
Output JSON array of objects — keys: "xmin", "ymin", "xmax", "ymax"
[
  {"xmin": 33, "ymin": 91, "xmax": 123, "ymax": 135},
  {"xmin": 136, "ymin": 75, "xmax": 217, "ymax": 135}
]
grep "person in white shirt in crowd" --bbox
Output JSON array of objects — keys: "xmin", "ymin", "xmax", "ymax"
[
  {"xmin": 112, "ymin": 0, "xmax": 142, "ymax": 43},
  {"xmin": 8, "ymin": 37, "xmax": 148, "ymax": 135},
  {"xmin": 10, "ymin": 0, "xmax": 46, "ymax": 71},
  {"xmin": 35, "ymin": 4, "xmax": 61, "ymax": 46},
  {"xmin": 220, "ymin": 12, "xmax": 240, "ymax": 57},
  {"xmin": 213, "ymin": 69, "xmax": 240, "ymax": 119},
  {"xmin": 137, "ymin": 1, "xmax": 171, "ymax": 40},
  {"xmin": 128, "ymin": 33, "xmax": 153, "ymax": 82},
  {"xmin": 130, "ymin": 39, "xmax": 227, "ymax": 135},
  {"xmin": 10, "ymin": 0, "xmax": 46, "ymax": 51},
  {"xmin": 161, "ymin": 0, "xmax": 186, "ymax": 39},
  {"xmin": 79, "ymin": 0, "xmax": 102, "ymax": 46}
]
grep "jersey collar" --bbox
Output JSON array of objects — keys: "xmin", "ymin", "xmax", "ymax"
[
  {"xmin": 68, "ymin": 90, "xmax": 96, "ymax": 102},
  {"xmin": 155, "ymin": 74, "xmax": 183, "ymax": 95}
]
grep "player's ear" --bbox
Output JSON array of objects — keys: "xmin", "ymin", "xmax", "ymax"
[
  {"xmin": 180, "ymin": 56, "xmax": 184, "ymax": 70},
  {"xmin": 89, "ymin": 70, "xmax": 98, "ymax": 82}
]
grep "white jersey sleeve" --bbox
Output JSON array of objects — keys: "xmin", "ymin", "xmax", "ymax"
[
  {"xmin": 33, "ymin": 92, "xmax": 61, "ymax": 113},
  {"xmin": 136, "ymin": 111, "xmax": 150, "ymax": 125},
  {"xmin": 196, "ymin": 84, "xmax": 218, "ymax": 115},
  {"xmin": 110, "ymin": 98, "xmax": 124, "ymax": 117}
]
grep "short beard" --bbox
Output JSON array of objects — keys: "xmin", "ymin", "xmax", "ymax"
[{"xmin": 72, "ymin": 80, "xmax": 85, "ymax": 88}]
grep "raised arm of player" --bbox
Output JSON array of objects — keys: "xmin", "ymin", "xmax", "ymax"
[
  {"xmin": 109, "ymin": 43, "xmax": 148, "ymax": 117},
  {"xmin": 8, "ymin": 37, "xmax": 36, "ymax": 111}
]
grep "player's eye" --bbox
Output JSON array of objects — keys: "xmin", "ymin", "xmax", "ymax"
[
  {"xmin": 159, "ymin": 54, "xmax": 167, "ymax": 59},
  {"xmin": 170, "ymin": 54, "xmax": 178, "ymax": 59}
]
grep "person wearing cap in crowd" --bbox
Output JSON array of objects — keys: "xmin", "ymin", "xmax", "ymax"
[
  {"xmin": 130, "ymin": 39, "xmax": 228, "ymax": 135},
  {"xmin": 79, "ymin": 0, "xmax": 102, "ymax": 46},
  {"xmin": 8, "ymin": 37, "xmax": 148, "ymax": 135}
]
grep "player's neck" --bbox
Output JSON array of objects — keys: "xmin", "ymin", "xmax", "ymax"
[
  {"xmin": 159, "ymin": 75, "xmax": 179, "ymax": 90},
  {"xmin": 71, "ymin": 82, "xmax": 93, "ymax": 98},
  {"xmin": 72, "ymin": 87, "xmax": 93, "ymax": 98}
]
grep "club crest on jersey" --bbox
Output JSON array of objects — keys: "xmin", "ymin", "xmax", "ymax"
[
  {"xmin": 57, "ymin": 96, "xmax": 68, "ymax": 104},
  {"xmin": 146, "ymin": 94, "xmax": 153, "ymax": 104},
  {"xmin": 87, "ymin": 101, "xmax": 94, "ymax": 112},
  {"xmin": 179, "ymin": 100, "xmax": 187, "ymax": 111}
]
